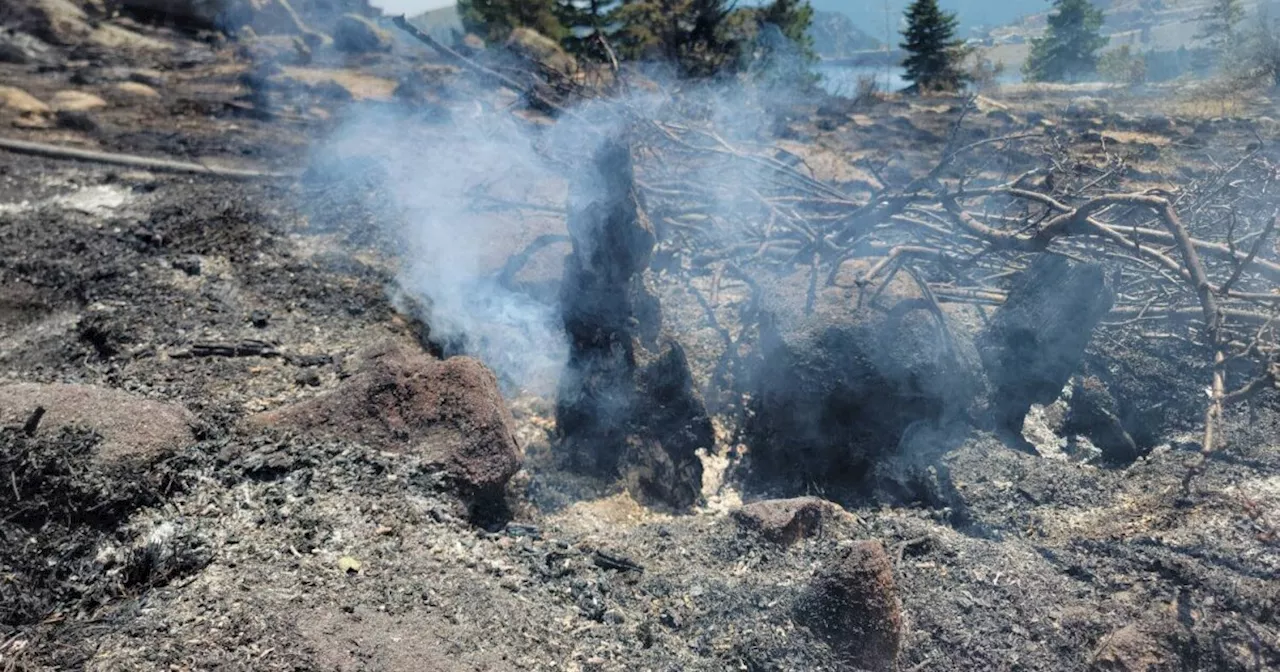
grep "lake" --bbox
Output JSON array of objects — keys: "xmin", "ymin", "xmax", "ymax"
[{"xmin": 817, "ymin": 63, "xmax": 910, "ymax": 96}]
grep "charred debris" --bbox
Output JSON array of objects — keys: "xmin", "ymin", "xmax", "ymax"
[{"xmin": 384, "ymin": 18, "xmax": 1280, "ymax": 514}]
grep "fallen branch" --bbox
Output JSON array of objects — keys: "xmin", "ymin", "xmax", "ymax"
[{"xmin": 0, "ymin": 137, "xmax": 292, "ymax": 180}]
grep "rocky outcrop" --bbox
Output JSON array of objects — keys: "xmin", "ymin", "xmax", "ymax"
[
  {"xmin": 256, "ymin": 341, "xmax": 521, "ymax": 519},
  {"xmin": 796, "ymin": 540, "xmax": 902, "ymax": 671},
  {"xmin": 556, "ymin": 139, "xmax": 713, "ymax": 511}
]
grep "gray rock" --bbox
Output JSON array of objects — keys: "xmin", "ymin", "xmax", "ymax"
[{"xmin": 332, "ymin": 13, "xmax": 391, "ymax": 53}]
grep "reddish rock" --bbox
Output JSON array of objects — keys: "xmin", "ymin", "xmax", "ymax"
[
  {"xmin": 0, "ymin": 383, "xmax": 194, "ymax": 467},
  {"xmin": 256, "ymin": 342, "xmax": 521, "ymax": 513},
  {"xmin": 796, "ymin": 540, "xmax": 902, "ymax": 672},
  {"xmin": 733, "ymin": 497, "xmax": 838, "ymax": 546}
]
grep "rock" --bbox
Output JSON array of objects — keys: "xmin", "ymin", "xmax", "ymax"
[
  {"xmin": 332, "ymin": 13, "xmax": 391, "ymax": 53},
  {"xmin": 1066, "ymin": 96, "xmax": 1109, "ymax": 119},
  {"xmin": 50, "ymin": 90, "xmax": 108, "ymax": 112},
  {"xmin": 978, "ymin": 255, "xmax": 1113, "ymax": 440},
  {"xmin": 0, "ymin": 0, "xmax": 90, "ymax": 45},
  {"xmin": 121, "ymin": 0, "xmax": 323, "ymax": 40},
  {"xmin": 505, "ymin": 27, "xmax": 575, "ymax": 75},
  {"xmin": 0, "ymin": 383, "xmax": 195, "ymax": 468},
  {"xmin": 743, "ymin": 259, "xmax": 985, "ymax": 490},
  {"xmin": 128, "ymin": 69, "xmax": 168, "ymax": 87},
  {"xmin": 55, "ymin": 109, "xmax": 98, "ymax": 132},
  {"xmin": 733, "ymin": 497, "xmax": 838, "ymax": 546},
  {"xmin": 1092, "ymin": 623, "xmax": 1175, "ymax": 671},
  {"xmin": 0, "ymin": 85, "xmax": 50, "ymax": 116},
  {"xmin": 256, "ymin": 341, "xmax": 521, "ymax": 519},
  {"xmin": 0, "ymin": 0, "xmax": 169, "ymax": 50},
  {"xmin": 112, "ymin": 81, "xmax": 161, "ymax": 99},
  {"xmin": 795, "ymin": 541, "xmax": 902, "ymax": 671},
  {"xmin": 0, "ymin": 27, "xmax": 56, "ymax": 65}
]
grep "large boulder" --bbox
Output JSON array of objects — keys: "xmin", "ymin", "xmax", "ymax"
[
  {"xmin": 119, "ymin": 0, "xmax": 320, "ymax": 38},
  {"xmin": 743, "ymin": 260, "xmax": 986, "ymax": 489},
  {"xmin": 255, "ymin": 341, "xmax": 521, "ymax": 518},
  {"xmin": 0, "ymin": 383, "xmax": 194, "ymax": 468},
  {"xmin": 0, "ymin": 85, "xmax": 51, "ymax": 116},
  {"xmin": 505, "ymin": 27, "xmax": 575, "ymax": 76},
  {"xmin": 0, "ymin": 0, "xmax": 92, "ymax": 45},
  {"xmin": 332, "ymin": 13, "xmax": 390, "ymax": 53},
  {"xmin": 0, "ymin": 26, "xmax": 57, "ymax": 65},
  {"xmin": 0, "ymin": 0, "xmax": 170, "ymax": 50}
]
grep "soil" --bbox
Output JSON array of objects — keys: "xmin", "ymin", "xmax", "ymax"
[{"xmin": 1, "ymin": 11, "xmax": 1278, "ymax": 672}]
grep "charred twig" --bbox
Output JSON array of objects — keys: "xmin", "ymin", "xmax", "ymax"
[
  {"xmin": 22, "ymin": 407, "xmax": 45, "ymax": 437},
  {"xmin": 1220, "ymin": 215, "xmax": 1277, "ymax": 295}
]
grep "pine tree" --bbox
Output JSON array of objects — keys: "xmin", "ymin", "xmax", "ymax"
[
  {"xmin": 756, "ymin": 0, "xmax": 816, "ymax": 59},
  {"xmin": 1196, "ymin": 0, "xmax": 1244, "ymax": 57},
  {"xmin": 457, "ymin": 0, "xmax": 567, "ymax": 44},
  {"xmin": 900, "ymin": 0, "xmax": 966, "ymax": 92},
  {"xmin": 743, "ymin": 0, "xmax": 818, "ymax": 84},
  {"xmin": 613, "ymin": 0, "xmax": 741, "ymax": 76},
  {"xmin": 557, "ymin": 0, "xmax": 624, "ymax": 59},
  {"xmin": 1023, "ymin": 0, "xmax": 1108, "ymax": 82}
]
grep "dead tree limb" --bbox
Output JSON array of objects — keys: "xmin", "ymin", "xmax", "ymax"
[{"xmin": 0, "ymin": 137, "xmax": 292, "ymax": 180}]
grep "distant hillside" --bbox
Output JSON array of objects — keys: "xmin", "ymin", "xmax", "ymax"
[
  {"xmin": 809, "ymin": 9, "xmax": 881, "ymax": 59},
  {"xmin": 407, "ymin": 4, "xmax": 461, "ymax": 43}
]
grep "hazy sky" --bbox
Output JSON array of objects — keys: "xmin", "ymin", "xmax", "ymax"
[{"xmin": 370, "ymin": 0, "xmax": 453, "ymax": 15}]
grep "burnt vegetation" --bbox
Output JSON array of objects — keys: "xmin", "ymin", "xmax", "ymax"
[{"xmin": 2, "ymin": 0, "xmax": 1280, "ymax": 670}]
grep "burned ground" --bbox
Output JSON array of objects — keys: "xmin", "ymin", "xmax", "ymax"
[{"xmin": 1, "ymin": 10, "xmax": 1279, "ymax": 672}]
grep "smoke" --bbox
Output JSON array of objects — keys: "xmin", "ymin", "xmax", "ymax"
[
  {"xmin": 310, "ymin": 104, "xmax": 575, "ymax": 395},
  {"xmin": 304, "ymin": 30, "xmax": 818, "ymax": 397}
]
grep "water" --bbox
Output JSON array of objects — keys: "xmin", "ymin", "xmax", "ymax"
[
  {"xmin": 818, "ymin": 63, "xmax": 910, "ymax": 97},
  {"xmin": 817, "ymin": 63, "xmax": 1024, "ymax": 97}
]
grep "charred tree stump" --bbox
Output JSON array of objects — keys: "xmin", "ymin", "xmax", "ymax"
[
  {"xmin": 555, "ymin": 139, "xmax": 713, "ymax": 510},
  {"xmin": 978, "ymin": 255, "xmax": 1114, "ymax": 442}
]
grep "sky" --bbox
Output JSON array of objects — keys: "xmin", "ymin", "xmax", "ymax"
[{"xmin": 370, "ymin": 0, "xmax": 453, "ymax": 15}]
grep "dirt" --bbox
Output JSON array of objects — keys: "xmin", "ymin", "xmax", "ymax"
[{"xmin": 1, "ymin": 9, "xmax": 1279, "ymax": 672}]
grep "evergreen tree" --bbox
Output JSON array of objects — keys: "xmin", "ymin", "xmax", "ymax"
[
  {"xmin": 614, "ymin": 0, "xmax": 741, "ymax": 76},
  {"xmin": 457, "ymin": 0, "xmax": 567, "ymax": 44},
  {"xmin": 755, "ymin": 0, "xmax": 816, "ymax": 60},
  {"xmin": 742, "ymin": 0, "xmax": 818, "ymax": 84},
  {"xmin": 1023, "ymin": 0, "xmax": 1108, "ymax": 82},
  {"xmin": 557, "ymin": 0, "xmax": 624, "ymax": 59},
  {"xmin": 1196, "ymin": 0, "xmax": 1244, "ymax": 58},
  {"xmin": 900, "ymin": 0, "xmax": 967, "ymax": 92}
]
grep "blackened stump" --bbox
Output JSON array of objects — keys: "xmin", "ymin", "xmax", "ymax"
[
  {"xmin": 555, "ymin": 139, "xmax": 712, "ymax": 510},
  {"xmin": 743, "ymin": 262, "xmax": 986, "ymax": 490},
  {"xmin": 978, "ymin": 255, "xmax": 1113, "ymax": 439}
]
